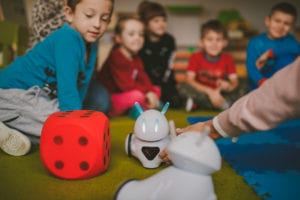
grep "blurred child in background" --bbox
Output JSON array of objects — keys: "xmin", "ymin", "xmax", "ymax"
[
  {"xmin": 138, "ymin": 0, "xmax": 182, "ymax": 108},
  {"xmin": 246, "ymin": 2, "xmax": 300, "ymax": 90},
  {"xmin": 179, "ymin": 19, "xmax": 242, "ymax": 111},
  {"xmin": 95, "ymin": 16, "xmax": 161, "ymax": 117},
  {"xmin": 0, "ymin": 0, "xmax": 114, "ymax": 156}
]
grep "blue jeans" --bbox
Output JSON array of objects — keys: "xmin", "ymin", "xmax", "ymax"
[{"xmin": 83, "ymin": 79, "xmax": 111, "ymax": 114}]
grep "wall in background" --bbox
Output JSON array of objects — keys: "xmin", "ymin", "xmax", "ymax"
[
  {"xmin": 1, "ymin": 0, "xmax": 28, "ymax": 25},
  {"xmin": 114, "ymin": 0, "xmax": 300, "ymax": 47},
  {"xmin": 3, "ymin": 0, "xmax": 300, "ymax": 47}
]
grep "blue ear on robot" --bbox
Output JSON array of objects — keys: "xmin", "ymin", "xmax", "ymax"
[{"xmin": 125, "ymin": 102, "xmax": 172, "ymax": 169}]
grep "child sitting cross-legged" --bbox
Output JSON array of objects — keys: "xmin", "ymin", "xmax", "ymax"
[{"xmin": 178, "ymin": 19, "xmax": 244, "ymax": 112}]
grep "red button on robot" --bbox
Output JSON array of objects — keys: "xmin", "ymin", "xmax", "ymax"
[{"xmin": 40, "ymin": 110, "xmax": 110, "ymax": 180}]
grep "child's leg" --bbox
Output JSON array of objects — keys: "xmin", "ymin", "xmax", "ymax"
[
  {"xmin": 222, "ymin": 81, "xmax": 249, "ymax": 106},
  {"xmin": 0, "ymin": 86, "xmax": 59, "ymax": 138},
  {"xmin": 178, "ymin": 83, "xmax": 214, "ymax": 109},
  {"xmin": 109, "ymin": 89, "xmax": 146, "ymax": 117},
  {"xmin": 160, "ymin": 82, "xmax": 183, "ymax": 108},
  {"xmin": 83, "ymin": 79, "xmax": 111, "ymax": 114}
]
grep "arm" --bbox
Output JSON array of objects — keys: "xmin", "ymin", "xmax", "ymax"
[
  {"xmin": 271, "ymin": 34, "xmax": 300, "ymax": 57},
  {"xmin": 176, "ymin": 57, "xmax": 300, "ymax": 139},
  {"xmin": 187, "ymin": 73, "xmax": 226, "ymax": 108},
  {"xmin": 218, "ymin": 57, "xmax": 300, "ymax": 137},
  {"xmin": 135, "ymin": 58, "xmax": 157, "ymax": 93},
  {"xmin": 161, "ymin": 58, "xmax": 300, "ymax": 163},
  {"xmin": 186, "ymin": 72, "xmax": 214, "ymax": 95},
  {"xmin": 246, "ymin": 39, "xmax": 267, "ymax": 87},
  {"xmin": 55, "ymin": 28, "xmax": 85, "ymax": 111},
  {"xmin": 255, "ymin": 49, "xmax": 274, "ymax": 70},
  {"xmin": 109, "ymin": 53, "xmax": 153, "ymax": 93},
  {"xmin": 217, "ymin": 75, "xmax": 239, "ymax": 92},
  {"xmin": 218, "ymin": 55, "xmax": 239, "ymax": 92}
]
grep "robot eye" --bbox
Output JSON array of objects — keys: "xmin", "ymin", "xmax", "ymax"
[
  {"xmin": 154, "ymin": 119, "xmax": 159, "ymax": 133},
  {"xmin": 142, "ymin": 118, "xmax": 146, "ymax": 133}
]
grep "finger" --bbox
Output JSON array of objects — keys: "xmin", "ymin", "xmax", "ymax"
[
  {"xmin": 176, "ymin": 128, "xmax": 186, "ymax": 134},
  {"xmin": 161, "ymin": 155, "xmax": 171, "ymax": 163},
  {"xmin": 159, "ymin": 150, "xmax": 167, "ymax": 159}
]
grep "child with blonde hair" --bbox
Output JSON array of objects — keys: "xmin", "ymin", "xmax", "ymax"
[{"xmin": 96, "ymin": 16, "xmax": 161, "ymax": 117}]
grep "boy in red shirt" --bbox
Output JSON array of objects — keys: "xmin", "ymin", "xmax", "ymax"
[{"xmin": 179, "ymin": 19, "xmax": 242, "ymax": 111}]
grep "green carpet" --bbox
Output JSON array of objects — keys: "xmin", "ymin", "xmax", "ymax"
[{"xmin": 0, "ymin": 109, "xmax": 260, "ymax": 200}]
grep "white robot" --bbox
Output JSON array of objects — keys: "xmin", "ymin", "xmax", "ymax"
[
  {"xmin": 115, "ymin": 128, "xmax": 222, "ymax": 200},
  {"xmin": 125, "ymin": 102, "xmax": 171, "ymax": 169}
]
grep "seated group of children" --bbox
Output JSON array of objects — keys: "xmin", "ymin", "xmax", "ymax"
[
  {"xmin": 97, "ymin": 1, "xmax": 299, "ymax": 115},
  {"xmin": 0, "ymin": 0, "xmax": 299, "ymax": 157}
]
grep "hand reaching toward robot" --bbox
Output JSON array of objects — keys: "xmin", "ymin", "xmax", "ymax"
[
  {"xmin": 116, "ymin": 122, "xmax": 222, "ymax": 200},
  {"xmin": 159, "ymin": 120, "xmax": 222, "ymax": 163}
]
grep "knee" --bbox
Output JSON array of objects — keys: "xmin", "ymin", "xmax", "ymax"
[{"xmin": 83, "ymin": 81, "xmax": 111, "ymax": 114}]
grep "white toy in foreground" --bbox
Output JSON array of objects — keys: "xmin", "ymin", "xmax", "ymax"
[
  {"xmin": 115, "ymin": 128, "xmax": 222, "ymax": 200},
  {"xmin": 125, "ymin": 102, "xmax": 171, "ymax": 168}
]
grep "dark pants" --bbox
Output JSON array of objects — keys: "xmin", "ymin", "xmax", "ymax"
[
  {"xmin": 83, "ymin": 79, "xmax": 111, "ymax": 114},
  {"xmin": 178, "ymin": 80, "xmax": 248, "ymax": 110}
]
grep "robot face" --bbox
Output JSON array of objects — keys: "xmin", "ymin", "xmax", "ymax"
[{"xmin": 134, "ymin": 110, "xmax": 169, "ymax": 141}]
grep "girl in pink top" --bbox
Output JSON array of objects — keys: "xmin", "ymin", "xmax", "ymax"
[{"xmin": 96, "ymin": 16, "xmax": 161, "ymax": 117}]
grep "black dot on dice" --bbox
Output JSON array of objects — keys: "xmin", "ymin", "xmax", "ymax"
[
  {"xmin": 53, "ymin": 135, "xmax": 63, "ymax": 145},
  {"xmin": 80, "ymin": 161, "xmax": 89, "ymax": 171},
  {"xmin": 55, "ymin": 160, "xmax": 64, "ymax": 169},
  {"xmin": 78, "ymin": 136, "xmax": 88, "ymax": 146}
]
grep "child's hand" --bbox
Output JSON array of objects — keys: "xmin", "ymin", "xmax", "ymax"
[
  {"xmin": 176, "ymin": 122, "xmax": 207, "ymax": 135},
  {"xmin": 207, "ymin": 89, "xmax": 226, "ymax": 108},
  {"xmin": 159, "ymin": 122, "xmax": 208, "ymax": 163},
  {"xmin": 216, "ymin": 79, "xmax": 231, "ymax": 92},
  {"xmin": 176, "ymin": 120, "xmax": 222, "ymax": 140},
  {"xmin": 146, "ymin": 91, "xmax": 159, "ymax": 109},
  {"xmin": 159, "ymin": 149, "xmax": 172, "ymax": 163},
  {"xmin": 159, "ymin": 120, "xmax": 222, "ymax": 163},
  {"xmin": 256, "ymin": 49, "xmax": 273, "ymax": 70}
]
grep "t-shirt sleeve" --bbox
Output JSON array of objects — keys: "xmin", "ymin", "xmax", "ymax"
[{"xmin": 53, "ymin": 29, "xmax": 84, "ymax": 111}]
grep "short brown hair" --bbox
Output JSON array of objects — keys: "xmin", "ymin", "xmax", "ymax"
[
  {"xmin": 137, "ymin": 1, "xmax": 167, "ymax": 25},
  {"xmin": 67, "ymin": 0, "xmax": 114, "ymax": 13},
  {"xmin": 269, "ymin": 2, "xmax": 297, "ymax": 22},
  {"xmin": 201, "ymin": 19, "xmax": 228, "ymax": 39}
]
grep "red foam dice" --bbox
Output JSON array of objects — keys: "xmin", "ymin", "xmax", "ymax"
[{"xmin": 40, "ymin": 110, "xmax": 110, "ymax": 180}]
